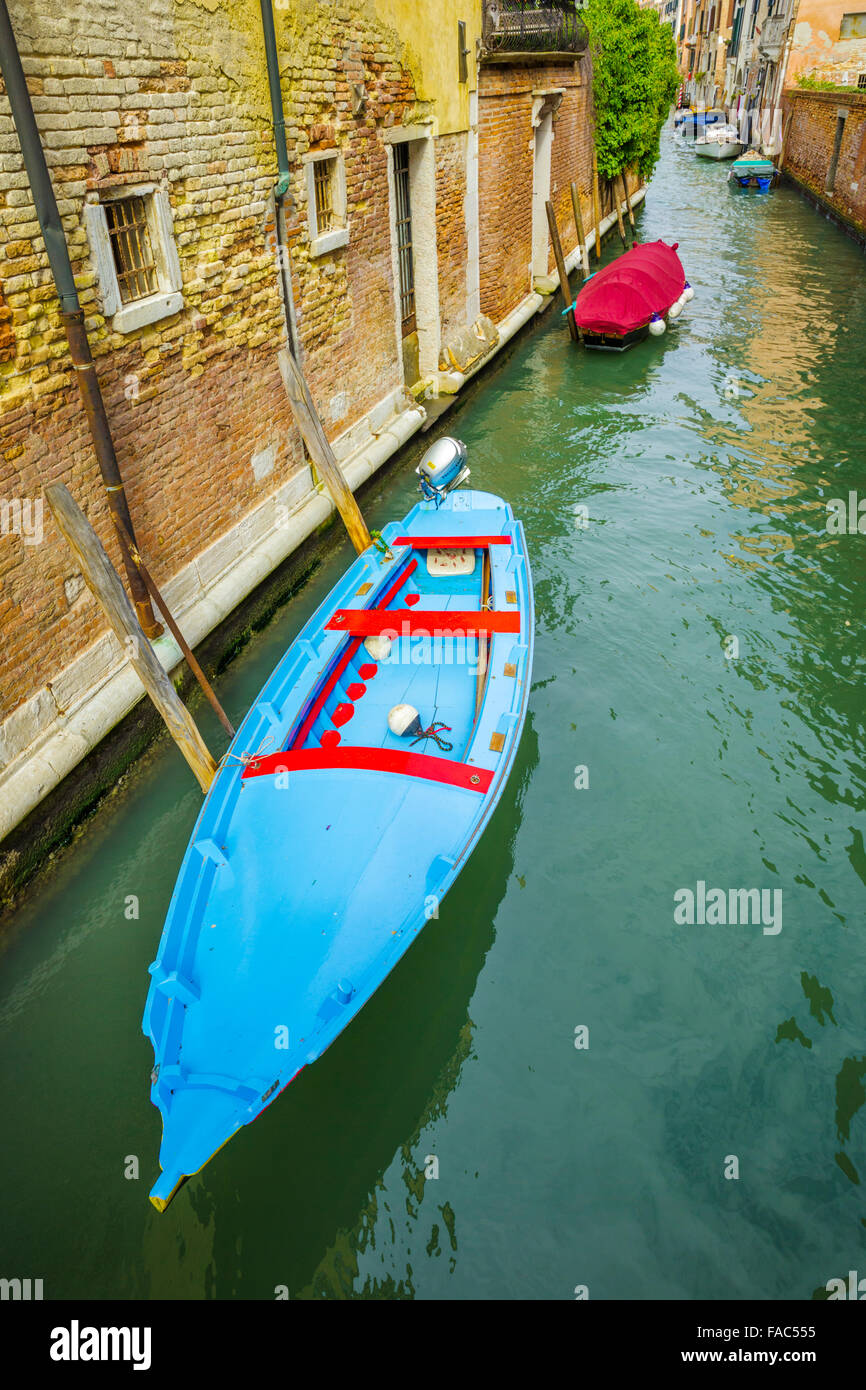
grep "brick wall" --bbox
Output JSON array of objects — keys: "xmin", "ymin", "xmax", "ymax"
[
  {"xmin": 435, "ymin": 132, "xmax": 469, "ymax": 338},
  {"xmin": 477, "ymin": 60, "xmax": 594, "ymax": 324},
  {"xmin": 0, "ymin": 0, "xmax": 433, "ymax": 727},
  {"xmin": 781, "ymin": 91, "xmax": 866, "ymax": 240}
]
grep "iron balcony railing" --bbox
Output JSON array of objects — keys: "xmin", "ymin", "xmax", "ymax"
[
  {"xmin": 757, "ymin": 14, "xmax": 789, "ymax": 61},
  {"xmin": 482, "ymin": 1, "xmax": 589, "ymax": 57}
]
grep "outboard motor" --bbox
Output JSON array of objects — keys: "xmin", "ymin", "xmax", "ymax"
[{"xmin": 416, "ymin": 437, "xmax": 470, "ymax": 506}]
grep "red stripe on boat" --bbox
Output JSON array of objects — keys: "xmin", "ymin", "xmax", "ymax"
[
  {"xmin": 290, "ymin": 637, "xmax": 361, "ymax": 749},
  {"xmin": 288, "ymin": 558, "xmax": 417, "ymax": 750},
  {"xmin": 392, "ymin": 535, "xmax": 512, "ymax": 548},
  {"xmin": 326, "ymin": 609, "xmax": 521, "ymax": 635},
  {"xmin": 242, "ymin": 747, "xmax": 494, "ymax": 792},
  {"xmin": 374, "ymin": 556, "xmax": 418, "ymax": 609}
]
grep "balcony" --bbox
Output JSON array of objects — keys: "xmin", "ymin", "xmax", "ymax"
[
  {"xmin": 481, "ymin": 1, "xmax": 590, "ymax": 62},
  {"xmin": 758, "ymin": 14, "xmax": 789, "ymax": 62}
]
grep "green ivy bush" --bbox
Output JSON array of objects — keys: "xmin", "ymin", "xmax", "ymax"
[{"xmin": 584, "ymin": 0, "xmax": 680, "ymax": 181}]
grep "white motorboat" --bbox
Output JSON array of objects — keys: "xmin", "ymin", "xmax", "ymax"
[{"xmin": 694, "ymin": 124, "xmax": 742, "ymax": 160}]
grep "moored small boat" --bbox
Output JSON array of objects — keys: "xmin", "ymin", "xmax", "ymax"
[
  {"xmin": 675, "ymin": 107, "xmax": 726, "ymax": 142},
  {"xmin": 729, "ymin": 150, "xmax": 777, "ymax": 191},
  {"xmin": 694, "ymin": 124, "xmax": 742, "ymax": 161},
  {"xmin": 566, "ymin": 240, "xmax": 693, "ymax": 351},
  {"xmin": 143, "ymin": 441, "xmax": 534, "ymax": 1209}
]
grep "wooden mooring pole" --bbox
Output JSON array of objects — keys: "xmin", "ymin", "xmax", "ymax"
[
  {"xmin": 109, "ymin": 511, "xmax": 235, "ymax": 739},
  {"xmin": 545, "ymin": 200, "xmax": 578, "ymax": 342},
  {"xmin": 622, "ymin": 170, "xmax": 637, "ymax": 245},
  {"xmin": 570, "ymin": 181, "xmax": 590, "ymax": 279},
  {"xmin": 613, "ymin": 177, "xmax": 628, "ymax": 249},
  {"xmin": 278, "ymin": 349, "xmax": 372, "ymax": 556},
  {"xmin": 591, "ymin": 149, "xmax": 602, "ymax": 261},
  {"xmin": 45, "ymin": 483, "xmax": 218, "ymax": 794}
]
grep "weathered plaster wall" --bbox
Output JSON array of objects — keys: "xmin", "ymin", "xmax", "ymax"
[{"xmin": 787, "ymin": 4, "xmax": 866, "ymax": 85}]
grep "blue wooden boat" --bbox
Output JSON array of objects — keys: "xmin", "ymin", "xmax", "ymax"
[{"xmin": 143, "ymin": 441, "xmax": 534, "ymax": 1209}]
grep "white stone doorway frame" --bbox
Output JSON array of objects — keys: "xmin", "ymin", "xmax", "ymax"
[{"xmin": 384, "ymin": 124, "xmax": 441, "ymax": 384}]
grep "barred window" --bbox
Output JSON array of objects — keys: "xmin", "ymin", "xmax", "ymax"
[
  {"xmin": 313, "ymin": 159, "xmax": 336, "ymax": 234},
  {"xmin": 104, "ymin": 196, "xmax": 159, "ymax": 304},
  {"xmin": 304, "ymin": 150, "xmax": 348, "ymax": 257}
]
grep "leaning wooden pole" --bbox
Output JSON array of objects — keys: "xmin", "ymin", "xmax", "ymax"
[
  {"xmin": 613, "ymin": 176, "xmax": 628, "ymax": 249},
  {"xmin": 45, "ymin": 483, "xmax": 218, "ymax": 794},
  {"xmin": 278, "ymin": 349, "xmax": 372, "ymax": 555},
  {"xmin": 545, "ymin": 200, "xmax": 577, "ymax": 342},
  {"xmin": 109, "ymin": 511, "xmax": 235, "ymax": 739},
  {"xmin": 622, "ymin": 169, "xmax": 637, "ymax": 244},
  {"xmin": 591, "ymin": 150, "xmax": 602, "ymax": 261},
  {"xmin": 570, "ymin": 181, "xmax": 590, "ymax": 278}
]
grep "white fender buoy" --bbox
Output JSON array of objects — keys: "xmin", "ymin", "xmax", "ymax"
[
  {"xmin": 668, "ymin": 299, "xmax": 682, "ymax": 320},
  {"xmin": 648, "ymin": 314, "xmax": 666, "ymax": 337},
  {"xmin": 682, "ymin": 282, "xmax": 694, "ymax": 302},
  {"xmin": 388, "ymin": 703, "xmax": 423, "ymax": 738},
  {"xmin": 364, "ymin": 634, "xmax": 392, "ymax": 662}
]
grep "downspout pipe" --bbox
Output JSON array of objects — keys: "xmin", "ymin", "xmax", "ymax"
[
  {"xmin": 260, "ymin": 0, "xmax": 297, "ymax": 356},
  {"xmin": 0, "ymin": 0, "xmax": 161, "ymax": 637}
]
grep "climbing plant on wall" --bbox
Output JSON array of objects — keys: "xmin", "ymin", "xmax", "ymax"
[{"xmin": 584, "ymin": 0, "xmax": 680, "ymax": 181}]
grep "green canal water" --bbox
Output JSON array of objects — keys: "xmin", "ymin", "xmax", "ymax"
[{"xmin": 2, "ymin": 132, "xmax": 865, "ymax": 1301}]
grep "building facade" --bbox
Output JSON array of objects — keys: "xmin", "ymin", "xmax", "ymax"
[{"xmin": 0, "ymin": 0, "xmax": 616, "ymax": 855}]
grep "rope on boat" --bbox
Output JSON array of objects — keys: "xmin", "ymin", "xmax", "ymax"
[
  {"xmin": 370, "ymin": 529, "xmax": 394, "ymax": 560},
  {"xmin": 217, "ymin": 734, "xmax": 275, "ymax": 773},
  {"xmin": 410, "ymin": 722, "xmax": 453, "ymax": 752}
]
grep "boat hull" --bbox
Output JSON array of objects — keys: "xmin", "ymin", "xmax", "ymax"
[
  {"xmin": 143, "ymin": 488, "xmax": 534, "ymax": 1208},
  {"xmin": 694, "ymin": 140, "xmax": 740, "ymax": 160}
]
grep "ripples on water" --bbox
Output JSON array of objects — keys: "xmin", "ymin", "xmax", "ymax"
[{"xmin": 0, "ymin": 129, "xmax": 864, "ymax": 1300}]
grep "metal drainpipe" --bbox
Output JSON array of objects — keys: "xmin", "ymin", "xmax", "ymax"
[
  {"xmin": 0, "ymin": 0, "xmax": 161, "ymax": 637},
  {"xmin": 260, "ymin": 0, "xmax": 298, "ymax": 357}
]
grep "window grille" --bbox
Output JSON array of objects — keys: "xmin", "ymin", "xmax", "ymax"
[
  {"xmin": 314, "ymin": 159, "xmax": 336, "ymax": 234},
  {"xmin": 104, "ymin": 197, "xmax": 159, "ymax": 304}
]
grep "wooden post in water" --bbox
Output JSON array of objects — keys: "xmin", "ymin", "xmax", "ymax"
[
  {"xmin": 591, "ymin": 149, "xmax": 602, "ymax": 261},
  {"xmin": 570, "ymin": 181, "xmax": 590, "ymax": 278},
  {"xmin": 622, "ymin": 170, "xmax": 637, "ymax": 245},
  {"xmin": 278, "ymin": 349, "xmax": 372, "ymax": 556},
  {"xmin": 109, "ymin": 511, "xmax": 235, "ymax": 739},
  {"xmin": 545, "ymin": 200, "xmax": 578, "ymax": 342},
  {"xmin": 613, "ymin": 176, "xmax": 628, "ymax": 249},
  {"xmin": 45, "ymin": 483, "xmax": 218, "ymax": 794}
]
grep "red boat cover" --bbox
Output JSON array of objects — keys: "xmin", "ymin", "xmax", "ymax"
[{"xmin": 573, "ymin": 241, "xmax": 686, "ymax": 335}]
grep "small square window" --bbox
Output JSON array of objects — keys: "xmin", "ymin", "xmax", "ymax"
[
  {"xmin": 859, "ymin": 72, "xmax": 866, "ymax": 88},
  {"xmin": 304, "ymin": 151, "xmax": 349, "ymax": 258}
]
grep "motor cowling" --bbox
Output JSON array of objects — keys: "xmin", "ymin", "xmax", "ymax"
[{"xmin": 417, "ymin": 437, "xmax": 469, "ymax": 502}]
